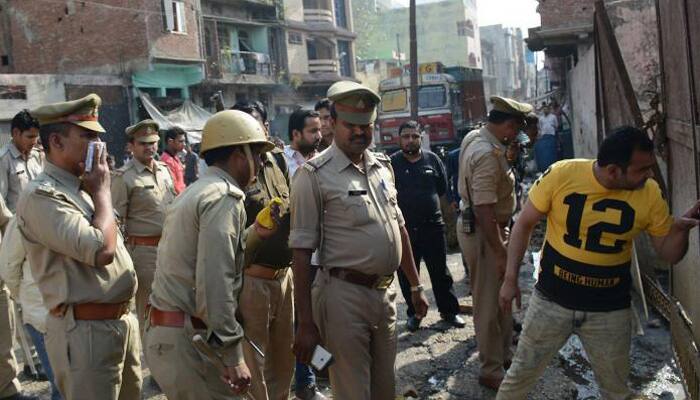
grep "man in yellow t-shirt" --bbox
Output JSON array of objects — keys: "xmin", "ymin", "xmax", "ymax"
[{"xmin": 496, "ymin": 126, "xmax": 700, "ymax": 400}]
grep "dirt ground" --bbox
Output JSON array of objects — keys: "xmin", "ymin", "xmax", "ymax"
[{"xmin": 16, "ymin": 224, "xmax": 687, "ymax": 399}]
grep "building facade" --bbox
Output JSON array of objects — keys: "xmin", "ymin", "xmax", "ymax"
[
  {"xmin": 354, "ymin": 0, "xmax": 481, "ymax": 70},
  {"xmin": 479, "ymin": 24, "xmax": 529, "ymax": 100}
]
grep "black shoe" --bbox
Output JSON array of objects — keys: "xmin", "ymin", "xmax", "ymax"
[
  {"xmin": 294, "ymin": 383, "xmax": 328, "ymax": 400},
  {"xmin": 441, "ymin": 313, "xmax": 466, "ymax": 328},
  {"xmin": 406, "ymin": 316, "xmax": 421, "ymax": 332}
]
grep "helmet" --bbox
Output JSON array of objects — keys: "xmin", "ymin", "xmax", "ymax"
[{"xmin": 200, "ymin": 110, "xmax": 274, "ymax": 154}]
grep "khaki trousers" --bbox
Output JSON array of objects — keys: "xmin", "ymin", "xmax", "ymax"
[
  {"xmin": 496, "ymin": 291, "xmax": 632, "ymax": 400},
  {"xmin": 46, "ymin": 309, "xmax": 142, "ymax": 400},
  {"xmin": 312, "ymin": 269, "xmax": 397, "ymax": 400},
  {"xmin": 127, "ymin": 243, "xmax": 157, "ymax": 332},
  {"xmin": 239, "ymin": 268, "xmax": 295, "ymax": 400},
  {"xmin": 457, "ymin": 221, "xmax": 513, "ymax": 379},
  {"xmin": 0, "ymin": 286, "xmax": 20, "ymax": 397},
  {"xmin": 144, "ymin": 318, "xmax": 240, "ymax": 400}
]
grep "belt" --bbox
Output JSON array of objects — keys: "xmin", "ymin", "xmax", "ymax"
[
  {"xmin": 244, "ymin": 264, "xmax": 288, "ymax": 280},
  {"xmin": 328, "ymin": 267, "xmax": 394, "ymax": 290},
  {"xmin": 51, "ymin": 302, "xmax": 130, "ymax": 320},
  {"xmin": 127, "ymin": 235, "xmax": 161, "ymax": 246},
  {"xmin": 148, "ymin": 306, "xmax": 207, "ymax": 330}
]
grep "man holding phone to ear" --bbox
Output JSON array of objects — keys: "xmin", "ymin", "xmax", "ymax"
[
  {"xmin": 497, "ymin": 126, "xmax": 700, "ymax": 400},
  {"xmin": 16, "ymin": 94, "xmax": 141, "ymax": 399}
]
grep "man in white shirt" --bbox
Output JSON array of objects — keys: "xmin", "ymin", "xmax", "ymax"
[
  {"xmin": 535, "ymin": 105, "xmax": 559, "ymax": 172},
  {"xmin": 283, "ymin": 109, "xmax": 322, "ymax": 178},
  {"xmin": 537, "ymin": 106, "xmax": 558, "ymax": 137}
]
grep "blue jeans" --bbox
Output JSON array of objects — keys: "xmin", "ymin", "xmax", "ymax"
[{"xmin": 25, "ymin": 324, "xmax": 62, "ymax": 400}]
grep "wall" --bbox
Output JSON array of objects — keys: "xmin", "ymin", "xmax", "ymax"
[
  {"xmin": 568, "ymin": 45, "xmax": 597, "ymax": 158},
  {"xmin": 537, "ymin": 0, "xmax": 596, "ymax": 30},
  {"xmin": 0, "ymin": 0, "xmax": 200, "ymax": 75},
  {"xmin": 286, "ymin": 31, "xmax": 309, "ymax": 74},
  {"xmin": 0, "ymin": 74, "xmax": 65, "ymax": 120},
  {"xmin": 285, "ymin": 0, "xmax": 306, "ymax": 22},
  {"xmin": 148, "ymin": 0, "xmax": 202, "ymax": 62}
]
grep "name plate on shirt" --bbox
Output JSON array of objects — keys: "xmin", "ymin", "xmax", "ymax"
[{"xmin": 348, "ymin": 190, "xmax": 367, "ymax": 196}]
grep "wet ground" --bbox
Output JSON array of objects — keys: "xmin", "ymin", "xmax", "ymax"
[{"xmin": 16, "ymin": 223, "xmax": 687, "ymax": 399}]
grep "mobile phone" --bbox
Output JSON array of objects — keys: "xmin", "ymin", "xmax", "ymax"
[
  {"xmin": 310, "ymin": 344, "xmax": 333, "ymax": 371},
  {"xmin": 85, "ymin": 142, "xmax": 105, "ymax": 172}
]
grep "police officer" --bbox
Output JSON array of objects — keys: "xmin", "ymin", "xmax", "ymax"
[
  {"xmin": 233, "ymin": 103, "xmax": 296, "ymax": 400},
  {"xmin": 111, "ymin": 120, "xmax": 176, "ymax": 331},
  {"xmin": 457, "ymin": 96, "xmax": 532, "ymax": 390},
  {"xmin": 0, "ymin": 196, "xmax": 22, "ymax": 400},
  {"xmin": 290, "ymin": 81, "xmax": 429, "ymax": 399},
  {"xmin": 0, "ymin": 110, "xmax": 43, "ymax": 214},
  {"xmin": 17, "ymin": 94, "xmax": 141, "ymax": 399},
  {"xmin": 145, "ymin": 110, "xmax": 275, "ymax": 399}
]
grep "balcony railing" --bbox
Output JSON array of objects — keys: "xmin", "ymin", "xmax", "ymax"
[
  {"xmin": 304, "ymin": 8, "xmax": 334, "ymax": 24},
  {"xmin": 308, "ymin": 59, "xmax": 338, "ymax": 73},
  {"xmin": 220, "ymin": 50, "xmax": 273, "ymax": 76}
]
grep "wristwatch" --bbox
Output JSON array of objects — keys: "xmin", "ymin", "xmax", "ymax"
[{"xmin": 410, "ymin": 284, "xmax": 424, "ymax": 293}]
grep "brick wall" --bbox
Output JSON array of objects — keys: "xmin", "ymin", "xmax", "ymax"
[
  {"xmin": 0, "ymin": 0, "xmax": 201, "ymax": 75},
  {"xmin": 537, "ymin": 0, "xmax": 597, "ymax": 30}
]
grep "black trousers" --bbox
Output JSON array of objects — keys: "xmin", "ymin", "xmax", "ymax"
[{"xmin": 397, "ymin": 224, "xmax": 460, "ymax": 317}]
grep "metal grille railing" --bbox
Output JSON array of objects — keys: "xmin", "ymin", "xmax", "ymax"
[{"xmin": 642, "ymin": 273, "xmax": 700, "ymax": 398}]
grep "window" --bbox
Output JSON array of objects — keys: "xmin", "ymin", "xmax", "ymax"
[
  {"xmin": 456, "ymin": 20, "xmax": 474, "ymax": 37},
  {"xmin": 166, "ymin": 88, "xmax": 183, "ymax": 98},
  {"xmin": 334, "ymin": 0, "xmax": 348, "ymax": 28},
  {"xmin": 0, "ymin": 85, "xmax": 27, "ymax": 100},
  {"xmin": 0, "ymin": 56, "xmax": 8, "ymax": 66},
  {"xmin": 337, "ymin": 40, "xmax": 351, "ymax": 77},
  {"xmin": 381, "ymin": 89, "xmax": 407, "ymax": 112},
  {"xmin": 418, "ymin": 85, "xmax": 446, "ymax": 109},
  {"xmin": 288, "ymin": 32, "xmax": 303, "ymax": 45},
  {"xmin": 163, "ymin": 0, "xmax": 186, "ymax": 33}
]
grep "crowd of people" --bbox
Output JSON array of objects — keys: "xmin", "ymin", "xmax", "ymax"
[{"xmin": 0, "ymin": 79, "xmax": 698, "ymax": 400}]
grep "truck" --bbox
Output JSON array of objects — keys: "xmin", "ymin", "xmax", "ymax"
[{"xmin": 376, "ymin": 63, "xmax": 487, "ymax": 152}]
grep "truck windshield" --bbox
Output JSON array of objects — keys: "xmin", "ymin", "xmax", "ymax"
[
  {"xmin": 381, "ymin": 89, "xmax": 407, "ymax": 112},
  {"xmin": 418, "ymin": 85, "xmax": 447, "ymax": 109}
]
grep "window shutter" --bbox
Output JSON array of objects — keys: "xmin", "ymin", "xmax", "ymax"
[{"xmin": 163, "ymin": 0, "xmax": 175, "ymax": 31}]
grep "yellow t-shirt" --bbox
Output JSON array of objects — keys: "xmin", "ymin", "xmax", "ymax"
[{"xmin": 528, "ymin": 159, "xmax": 672, "ymax": 311}]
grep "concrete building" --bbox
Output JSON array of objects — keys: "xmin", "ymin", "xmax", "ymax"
[
  {"xmin": 479, "ymin": 24, "xmax": 528, "ymax": 100},
  {"xmin": 354, "ymin": 0, "xmax": 481, "ymax": 69}
]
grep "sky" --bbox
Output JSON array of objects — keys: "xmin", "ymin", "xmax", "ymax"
[
  {"xmin": 391, "ymin": 0, "xmax": 541, "ymax": 37},
  {"xmin": 477, "ymin": 0, "xmax": 540, "ymax": 37}
]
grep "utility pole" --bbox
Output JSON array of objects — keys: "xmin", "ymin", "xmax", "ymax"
[
  {"xmin": 396, "ymin": 33, "xmax": 402, "ymax": 67},
  {"xmin": 409, "ymin": 0, "xmax": 418, "ymax": 120}
]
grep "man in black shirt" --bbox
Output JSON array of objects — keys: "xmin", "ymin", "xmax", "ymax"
[{"xmin": 391, "ymin": 121, "xmax": 465, "ymax": 331}]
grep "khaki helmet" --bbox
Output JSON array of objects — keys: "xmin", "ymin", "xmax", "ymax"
[{"xmin": 200, "ymin": 110, "xmax": 275, "ymax": 154}]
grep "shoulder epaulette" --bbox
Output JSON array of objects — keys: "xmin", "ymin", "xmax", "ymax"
[{"xmin": 304, "ymin": 151, "xmax": 332, "ymax": 171}]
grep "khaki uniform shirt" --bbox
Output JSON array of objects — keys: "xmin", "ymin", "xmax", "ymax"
[
  {"xmin": 111, "ymin": 158, "xmax": 176, "ymax": 237},
  {"xmin": 0, "ymin": 143, "xmax": 43, "ymax": 212},
  {"xmin": 243, "ymin": 151, "xmax": 292, "ymax": 269},
  {"xmin": 149, "ymin": 166, "xmax": 247, "ymax": 366},
  {"xmin": 289, "ymin": 144, "xmax": 405, "ymax": 276},
  {"xmin": 16, "ymin": 162, "xmax": 136, "ymax": 310},
  {"xmin": 458, "ymin": 127, "xmax": 515, "ymax": 224}
]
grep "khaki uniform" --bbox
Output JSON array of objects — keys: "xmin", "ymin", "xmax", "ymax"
[
  {"xmin": 16, "ymin": 162, "xmax": 141, "ymax": 400},
  {"xmin": 111, "ymin": 158, "xmax": 175, "ymax": 327},
  {"xmin": 0, "ymin": 142, "xmax": 43, "ymax": 213},
  {"xmin": 240, "ymin": 149, "xmax": 294, "ymax": 400},
  {"xmin": 0, "ymin": 185, "xmax": 22, "ymax": 398},
  {"xmin": 290, "ymin": 144, "xmax": 405, "ymax": 400},
  {"xmin": 457, "ymin": 126, "xmax": 515, "ymax": 380},
  {"xmin": 145, "ymin": 166, "xmax": 248, "ymax": 400},
  {"xmin": 0, "ymin": 284, "xmax": 19, "ymax": 398}
]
